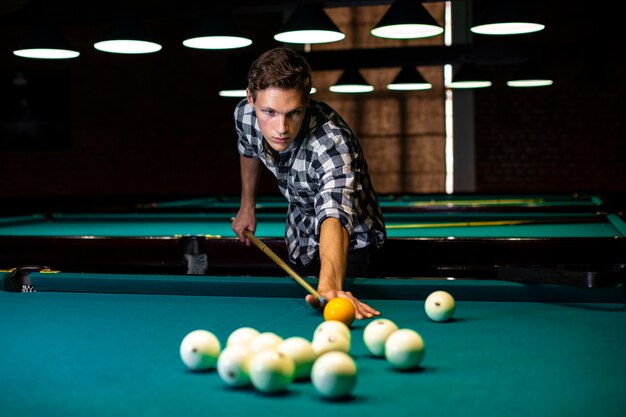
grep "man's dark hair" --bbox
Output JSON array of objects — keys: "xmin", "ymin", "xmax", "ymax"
[{"xmin": 247, "ymin": 47, "xmax": 312, "ymax": 101}]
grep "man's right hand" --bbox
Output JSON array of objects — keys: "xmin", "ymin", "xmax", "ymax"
[{"xmin": 231, "ymin": 209, "xmax": 256, "ymax": 246}]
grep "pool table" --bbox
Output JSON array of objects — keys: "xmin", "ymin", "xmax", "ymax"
[
  {"xmin": 1, "ymin": 273, "xmax": 624, "ymax": 417},
  {"xmin": 1, "ymin": 211, "xmax": 625, "ymax": 287},
  {"xmin": 136, "ymin": 193, "xmax": 607, "ymax": 213}
]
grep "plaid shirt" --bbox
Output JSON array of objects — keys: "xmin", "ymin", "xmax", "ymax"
[{"xmin": 235, "ymin": 98, "xmax": 386, "ymax": 266}]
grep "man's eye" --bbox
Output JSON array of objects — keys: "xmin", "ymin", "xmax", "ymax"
[{"xmin": 264, "ymin": 110, "xmax": 275, "ymax": 116}]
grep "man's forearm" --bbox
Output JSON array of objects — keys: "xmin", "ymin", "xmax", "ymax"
[
  {"xmin": 318, "ymin": 218, "xmax": 349, "ymax": 293},
  {"xmin": 240, "ymin": 155, "xmax": 262, "ymax": 211}
]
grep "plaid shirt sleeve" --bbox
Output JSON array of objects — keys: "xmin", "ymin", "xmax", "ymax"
[
  {"xmin": 311, "ymin": 124, "xmax": 357, "ymax": 238},
  {"xmin": 234, "ymin": 99, "xmax": 259, "ymax": 158}
]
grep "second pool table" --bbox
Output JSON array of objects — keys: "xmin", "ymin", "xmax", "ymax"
[{"xmin": 1, "ymin": 211, "xmax": 624, "ymax": 287}]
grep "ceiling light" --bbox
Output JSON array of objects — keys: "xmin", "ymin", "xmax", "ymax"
[
  {"xmin": 13, "ymin": 25, "xmax": 79, "ymax": 59},
  {"xmin": 387, "ymin": 66, "xmax": 432, "ymax": 90},
  {"xmin": 94, "ymin": 17, "xmax": 162, "ymax": 54},
  {"xmin": 371, "ymin": 0, "xmax": 444, "ymax": 40},
  {"xmin": 471, "ymin": 1, "xmax": 545, "ymax": 35},
  {"xmin": 218, "ymin": 88, "xmax": 247, "ymax": 98},
  {"xmin": 330, "ymin": 69, "xmax": 374, "ymax": 94},
  {"xmin": 507, "ymin": 64, "xmax": 553, "ymax": 87},
  {"xmin": 219, "ymin": 87, "xmax": 317, "ymax": 98},
  {"xmin": 183, "ymin": 15, "xmax": 252, "ymax": 50},
  {"xmin": 274, "ymin": 4, "xmax": 345, "ymax": 44},
  {"xmin": 448, "ymin": 64, "xmax": 492, "ymax": 89}
]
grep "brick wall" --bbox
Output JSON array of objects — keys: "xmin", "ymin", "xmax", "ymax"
[
  {"xmin": 316, "ymin": 4, "xmax": 447, "ymax": 194},
  {"xmin": 474, "ymin": 63, "xmax": 625, "ymax": 193}
]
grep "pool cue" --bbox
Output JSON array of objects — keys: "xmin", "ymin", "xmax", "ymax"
[
  {"xmin": 241, "ymin": 228, "xmax": 327, "ymax": 307},
  {"xmin": 385, "ymin": 216, "xmax": 604, "ymax": 229}
]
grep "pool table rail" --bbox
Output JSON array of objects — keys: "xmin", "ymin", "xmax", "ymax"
[
  {"xmin": 3, "ymin": 271, "xmax": 624, "ymax": 305},
  {"xmin": 1, "ymin": 233, "xmax": 625, "ymax": 288}
]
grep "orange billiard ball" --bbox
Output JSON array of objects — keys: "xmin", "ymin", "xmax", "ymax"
[{"xmin": 323, "ymin": 298, "xmax": 356, "ymax": 327}]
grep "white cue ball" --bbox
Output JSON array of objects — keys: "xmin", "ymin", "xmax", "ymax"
[
  {"xmin": 249, "ymin": 349, "xmax": 295, "ymax": 394},
  {"xmin": 179, "ymin": 329, "xmax": 221, "ymax": 371},
  {"xmin": 277, "ymin": 337, "xmax": 316, "ymax": 380},
  {"xmin": 312, "ymin": 331, "xmax": 351, "ymax": 357},
  {"xmin": 384, "ymin": 329, "xmax": 425, "ymax": 370},
  {"xmin": 313, "ymin": 320, "xmax": 351, "ymax": 343},
  {"xmin": 249, "ymin": 332, "xmax": 284, "ymax": 354},
  {"xmin": 311, "ymin": 351, "xmax": 357, "ymax": 399},
  {"xmin": 363, "ymin": 318, "xmax": 399, "ymax": 357},
  {"xmin": 226, "ymin": 327, "xmax": 260, "ymax": 347},
  {"xmin": 424, "ymin": 290, "xmax": 456, "ymax": 322},
  {"xmin": 217, "ymin": 344, "xmax": 253, "ymax": 387}
]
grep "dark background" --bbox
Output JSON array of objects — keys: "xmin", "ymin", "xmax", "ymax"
[{"xmin": 0, "ymin": 0, "xmax": 624, "ymax": 210}]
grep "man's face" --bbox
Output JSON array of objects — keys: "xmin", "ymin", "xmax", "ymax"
[{"xmin": 247, "ymin": 87, "xmax": 306, "ymax": 153}]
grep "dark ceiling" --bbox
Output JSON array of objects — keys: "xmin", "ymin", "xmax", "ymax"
[
  {"xmin": 0, "ymin": 0, "xmax": 620, "ymax": 70},
  {"xmin": 2, "ymin": 0, "xmax": 397, "ymax": 21}
]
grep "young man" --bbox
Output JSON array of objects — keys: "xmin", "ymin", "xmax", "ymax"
[{"xmin": 231, "ymin": 47, "xmax": 386, "ymax": 320}]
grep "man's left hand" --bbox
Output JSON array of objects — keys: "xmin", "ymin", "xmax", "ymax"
[{"xmin": 305, "ymin": 290, "xmax": 380, "ymax": 320}]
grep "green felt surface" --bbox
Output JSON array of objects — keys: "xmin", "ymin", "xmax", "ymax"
[
  {"xmin": 0, "ymin": 212, "xmax": 623, "ymax": 238},
  {"xmin": 1, "ymin": 277, "xmax": 625, "ymax": 417}
]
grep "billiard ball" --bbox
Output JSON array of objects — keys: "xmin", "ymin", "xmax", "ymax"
[
  {"xmin": 323, "ymin": 298, "xmax": 356, "ymax": 327},
  {"xmin": 217, "ymin": 344, "xmax": 253, "ymax": 387},
  {"xmin": 226, "ymin": 327, "xmax": 259, "ymax": 347},
  {"xmin": 384, "ymin": 329, "xmax": 425, "ymax": 370},
  {"xmin": 277, "ymin": 337, "xmax": 316, "ymax": 380},
  {"xmin": 311, "ymin": 351, "xmax": 357, "ymax": 399},
  {"xmin": 424, "ymin": 290, "xmax": 456, "ymax": 322},
  {"xmin": 179, "ymin": 329, "xmax": 221, "ymax": 371},
  {"xmin": 249, "ymin": 332, "xmax": 284, "ymax": 354},
  {"xmin": 363, "ymin": 318, "xmax": 399, "ymax": 357},
  {"xmin": 313, "ymin": 320, "xmax": 351, "ymax": 343},
  {"xmin": 312, "ymin": 331, "xmax": 350, "ymax": 357},
  {"xmin": 249, "ymin": 349, "xmax": 295, "ymax": 394}
]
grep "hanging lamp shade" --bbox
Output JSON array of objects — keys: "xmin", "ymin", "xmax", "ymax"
[
  {"xmin": 371, "ymin": 0, "xmax": 444, "ymax": 39},
  {"xmin": 183, "ymin": 14, "xmax": 252, "ymax": 50},
  {"xmin": 507, "ymin": 63, "xmax": 553, "ymax": 87},
  {"xmin": 471, "ymin": 1, "xmax": 545, "ymax": 35},
  {"xmin": 448, "ymin": 64, "xmax": 492, "ymax": 89},
  {"xmin": 387, "ymin": 66, "xmax": 432, "ymax": 90},
  {"xmin": 274, "ymin": 4, "xmax": 345, "ymax": 44},
  {"xmin": 94, "ymin": 17, "xmax": 162, "ymax": 54},
  {"xmin": 330, "ymin": 68, "xmax": 374, "ymax": 94},
  {"xmin": 13, "ymin": 25, "xmax": 79, "ymax": 59}
]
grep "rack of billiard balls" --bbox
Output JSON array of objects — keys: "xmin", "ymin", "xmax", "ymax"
[{"xmin": 178, "ymin": 290, "xmax": 455, "ymax": 399}]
